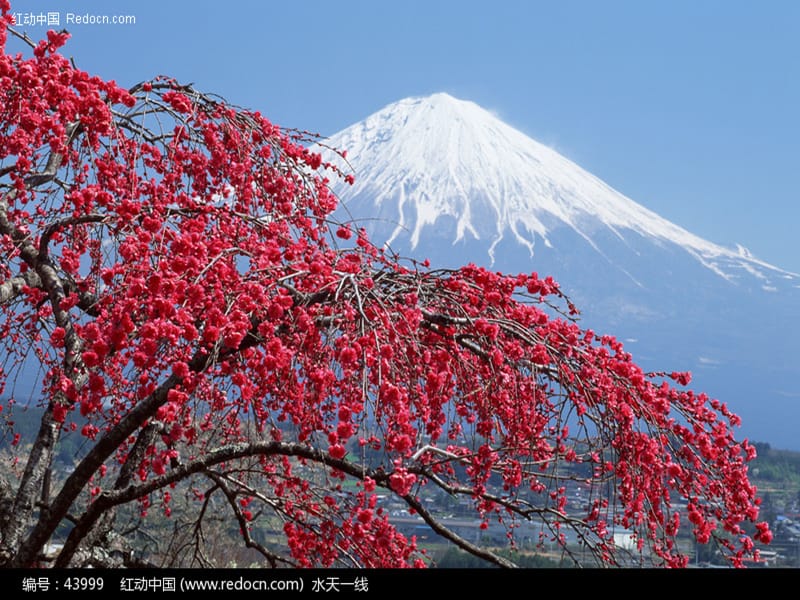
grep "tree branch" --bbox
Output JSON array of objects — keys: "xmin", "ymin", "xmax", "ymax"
[
  {"xmin": 400, "ymin": 493, "xmax": 517, "ymax": 568},
  {"xmin": 38, "ymin": 213, "xmax": 107, "ymax": 261},
  {"xmin": 51, "ymin": 437, "xmax": 564, "ymax": 568},
  {"xmin": 23, "ymin": 121, "xmax": 81, "ymax": 188},
  {"xmin": 205, "ymin": 472, "xmax": 288, "ymax": 568},
  {"xmin": 0, "ymin": 271, "xmax": 41, "ymax": 305}
]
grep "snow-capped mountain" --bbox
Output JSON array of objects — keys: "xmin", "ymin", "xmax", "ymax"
[
  {"xmin": 317, "ymin": 93, "xmax": 800, "ymax": 450},
  {"xmin": 323, "ymin": 93, "xmax": 795, "ymax": 288}
]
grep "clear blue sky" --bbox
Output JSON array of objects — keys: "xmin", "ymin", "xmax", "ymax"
[{"xmin": 8, "ymin": 1, "xmax": 800, "ymax": 272}]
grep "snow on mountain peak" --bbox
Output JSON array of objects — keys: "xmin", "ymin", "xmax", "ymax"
[{"xmin": 318, "ymin": 93, "xmax": 794, "ymax": 283}]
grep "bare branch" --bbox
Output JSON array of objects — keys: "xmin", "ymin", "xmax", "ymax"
[{"xmin": 205, "ymin": 472, "xmax": 290, "ymax": 568}]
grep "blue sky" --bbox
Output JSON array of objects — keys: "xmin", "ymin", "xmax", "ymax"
[{"xmin": 8, "ymin": 1, "xmax": 800, "ymax": 272}]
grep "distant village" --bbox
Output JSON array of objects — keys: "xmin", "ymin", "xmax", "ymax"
[{"xmin": 381, "ymin": 475, "xmax": 800, "ymax": 568}]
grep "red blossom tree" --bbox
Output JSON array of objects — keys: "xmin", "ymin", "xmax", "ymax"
[{"xmin": 0, "ymin": 7, "xmax": 771, "ymax": 568}]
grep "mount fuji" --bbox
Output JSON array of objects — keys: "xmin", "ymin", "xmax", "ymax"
[{"xmin": 317, "ymin": 93, "xmax": 800, "ymax": 450}]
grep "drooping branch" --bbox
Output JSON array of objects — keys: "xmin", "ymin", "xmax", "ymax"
[
  {"xmin": 204, "ymin": 472, "xmax": 289, "ymax": 569},
  {"xmin": 52, "ymin": 441, "xmax": 350, "ymax": 567},
  {"xmin": 53, "ymin": 439, "xmax": 529, "ymax": 568},
  {"xmin": 404, "ymin": 458, "xmax": 614, "ymax": 566},
  {"xmin": 400, "ymin": 493, "xmax": 517, "ymax": 569}
]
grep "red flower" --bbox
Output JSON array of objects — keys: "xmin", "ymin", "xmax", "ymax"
[{"xmin": 329, "ymin": 444, "xmax": 346, "ymax": 460}]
